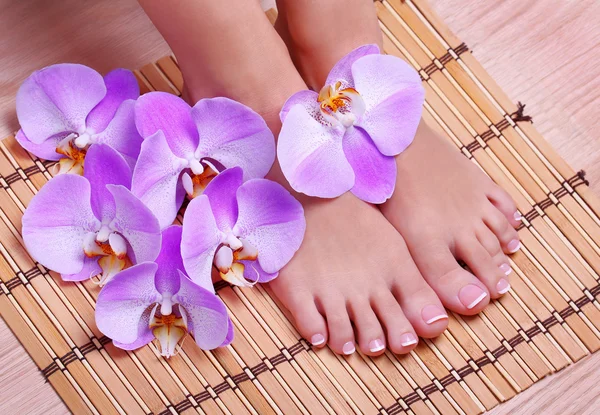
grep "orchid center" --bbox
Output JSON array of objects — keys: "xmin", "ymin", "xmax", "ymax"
[
  {"xmin": 149, "ymin": 305, "xmax": 188, "ymax": 358},
  {"xmin": 182, "ymin": 158, "xmax": 219, "ymax": 199},
  {"xmin": 317, "ymin": 81, "xmax": 366, "ymax": 128},
  {"xmin": 83, "ymin": 228, "xmax": 130, "ymax": 286},
  {"xmin": 213, "ymin": 231, "xmax": 259, "ymax": 287},
  {"xmin": 55, "ymin": 131, "xmax": 96, "ymax": 175}
]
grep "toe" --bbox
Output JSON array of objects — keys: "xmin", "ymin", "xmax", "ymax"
[
  {"xmin": 287, "ymin": 291, "xmax": 328, "ymax": 348},
  {"xmin": 372, "ymin": 289, "xmax": 418, "ymax": 354},
  {"xmin": 319, "ymin": 295, "xmax": 356, "ymax": 355},
  {"xmin": 410, "ymin": 239, "xmax": 489, "ymax": 315},
  {"xmin": 483, "ymin": 203, "xmax": 521, "ymax": 254},
  {"xmin": 487, "ymin": 185, "xmax": 521, "ymax": 228},
  {"xmin": 456, "ymin": 234, "xmax": 505, "ymax": 300},
  {"xmin": 348, "ymin": 296, "xmax": 386, "ymax": 356}
]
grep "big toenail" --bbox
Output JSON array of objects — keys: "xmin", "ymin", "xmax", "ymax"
[
  {"xmin": 508, "ymin": 239, "xmax": 521, "ymax": 253},
  {"xmin": 499, "ymin": 263, "xmax": 512, "ymax": 275},
  {"xmin": 400, "ymin": 333, "xmax": 418, "ymax": 347},
  {"xmin": 342, "ymin": 342, "xmax": 355, "ymax": 355},
  {"xmin": 497, "ymin": 278, "xmax": 511, "ymax": 294},
  {"xmin": 369, "ymin": 339, "xmax": 385, "ymax": 353},
  {"xmin": 514, "ymin": 211, "xmax": 522, "ymax": 221},
  {"xmin": 459, "ymin": 285, "xmax": 488, "ymax": 309},
  {"xmin": 311, "ymin": 334, "xmax": 325, "ymax": 346},
  {"xmin": 422, "ymin": 305, "xmax": 448, "ymax": 324}
]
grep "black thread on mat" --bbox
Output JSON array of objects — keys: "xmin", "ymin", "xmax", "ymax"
[
  {"xmin": 40, "ymin": 336, "xmax": 110, "ymax": 381},
  {"xmin": 418, "ymin": 42, "xmax": 469, "ymax": 81},
  {"xmin": 1, "ymin": 266, "xmax": 44, "ymax": 295}
]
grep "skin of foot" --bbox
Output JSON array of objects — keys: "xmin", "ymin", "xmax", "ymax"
[
  {"xmin": 275, "ymin": 0, "xmax": 521, "ymax": 315},
  {"xmin": 139, "ymin": 0, "xmax": 451, "ymax": 356}
]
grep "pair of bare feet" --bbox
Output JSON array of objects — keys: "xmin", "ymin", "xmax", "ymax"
[{"xmin": 139, "ymin": 0, "xmax": 521, "ymax": 356}]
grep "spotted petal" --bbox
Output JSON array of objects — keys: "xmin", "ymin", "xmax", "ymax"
[
  {"xmin": 279, "ymin": 90, "xmax": 320, "ymax": 123},
  {"xmin": 203, "ymin": 167, "xmax": 243, "ymax": 232},
  {"xmin": 113, "ymin": 304, "xmax": 157, "ymax": 350},
  {"xmin": 325, "ymin": 44, "xmax": 380, "ymax": 88},
  {"xmin": 22, "ymin": 174, "xmax": 100, "ymax": 275},
  {"xmin": 16, "ymin": 64, "xmax": 106, "ymax": 144},
  {"xmin": 61, "ymin": 256, "xmax": 101, "ymax": 282},
  {"xmin": 96, "ymin": 263, "xmax": 161, "ymax": 345},
  {"xmin": 154, "ymin": 226, "xmax": 185, "ymax": 297},
  {"xmin": 192, "ymin": 98, "xmax": 275, "ymax": 180},
  {"xmin": 15, "ymin": 129, "xmax": 64, "ymax": 161},
  {"xmin": 233, "ymin": 179, "xmax": 305, "ymax": 274}
]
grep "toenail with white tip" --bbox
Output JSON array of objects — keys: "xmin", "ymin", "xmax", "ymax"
[
  {"xmin": 342, "ymin": 341, "xmax": 355, "ymax": 355},
  {"xmin": 459, "ymin": 285, "xmax": 488, "ymax": 309},
  {"xmin": 400, "ymin": 333, "xmax": 418, "ymax": 347},
  {"xmin": 497, "ymin": 278, "xmax": 511, "ymax": 294},
  {"xmin": 514, "ymin": 211, "xmax": 522, "ymax": 221},
  {"xmin": 499, "ymin": 263, "xmax": 512, "ymax": 275},
  {"xmin": 311, "ymin": 334, "xmax": 325, "ymax": 346},
  {"xmin": 507, "ymin": 239, "xmax": 521, "ymax": 253},
  {"xmin": 422, "ymin": 305, "xmax": 448, "ymax": 324},
  {"xmin": 369, "ymin": 339, "xmax": 385, "ymax": 353}
]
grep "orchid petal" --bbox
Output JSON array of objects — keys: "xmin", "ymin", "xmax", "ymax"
[
  {"xmin": 220, "ymin": 262, "xmax": 257, "ymax": 287},
  {"xmin": 176, "ymin": 271, "xmax": 230, "ymax": 350},
  {"xmin": 181, "ymin": 195, "xmax": 222, "ymax": 291},
  {"xmin": 279, "ymin": 90, "xmax": 321, "ymax": 123},
  {"xmin": 15, "ymin": 130, "xmax": 64, "ymax": 161},
  {"xmin": 22, "ymin": 174, "xmax": 100, "ymax": 275},
  {"xmin": 61, "ymin": 256, "xmax": 101, "ymax": 282},
  {"xmin": 86, "ymin": 69, "xmax": 140, "ymax": 134},
  {"xmin": 220, "ymin": 317, "xmax": 234, "ymax": 347},
  {"xmin": 113, "ymin": 304, "xmax": 157, "ymax": 350},
  {"xmin": 192, "ymin": 98, "xmax": 275, "ymax": 180},
  {"xmin": 203, "ymin": 167, "xmax": 243, "ymax": 231},
  {"xmin": 84, "ymin": 144, "xmax": 132, "ymax": 222},
  {"xmin": 240, "ymin": 259, "xmax": 278, "ymax": 283},
  {"xmin": 154, "ymin": 226, "xmax": 184, "ymax": 297},
  {"xmin": 94, "ymin": 100, "xmax": 143, "ymax": 170},
  {"xmin": 351, "ymin": 53, "xmax": 423, "ymax": 111},
  {"xmin": 214, "ymin": 246, "xmax": 234, "ymax": 274},
  {"xmin": 16, "ymin": 64, "xmax": 106, "ymax": 144},
  {"xmin": 325, "ymin": 44, "xmax": 380, "ymax": 88},
  {"xmin": 106, "ymin": 184, "xmax": 162, "ymax": 264},
  {"xmin": 131, "ymin": 130, "xmax": 187, "ymax": 229},
  {"xmin": 95, "ymin": 263, "xmax": 161, "ymax": 345},
  {"xmin": 343, "ymin": 127, "xmax": 397, "ymax": 203},
  {"xmin": 134, "ymin": 92, "xmax": 198, "ymax": 158},
  {"xmin": 277, "ymin": 104, "xmax": 354, "ymax": 198},
  {"xmin": 233, "ymin": 179, "xmax": 305, "ymax": 274},
  {"xmin": 356, "ymin": 86, "xmax": 424, "ymax": 156}
]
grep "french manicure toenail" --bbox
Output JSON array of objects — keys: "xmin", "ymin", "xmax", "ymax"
[
  {"xmin": 459, "ymin": 284, "xmax": 488, "ymax": 309},
  {"xmin": 400, "ymin": 333, "xmax": 418, "ymax": 347},
  {"xmin": 514, "ymin": 211, "xmax": 522, "ymax": 221},
  {"xmin": 369, "ymin": 339, "xmax": 385, "ymax": 353},
  {"xmin": 497, "ymin": 278, "xmax": 511, "ymax": 294},
  {"xmin": 311, "ymin": 334, "xmax": 325, "ymax": 346},
  {"xmin": 422, "ymin": 305, "xmax": 448, "ymax": 324},
  {"xmin": 499, "ymin": 263, "xmax": 512, "ymax": 275},
  {"xmin": 342, "ymin": 341, "xmax": 355, "ymax": 355},
  {"xmin": 508, "ymin": 239, "xmax": 521, "ymax": 253}
]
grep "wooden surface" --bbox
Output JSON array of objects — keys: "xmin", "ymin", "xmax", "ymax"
[{"xmin": 0, "ymin": 0, "xmax": 598, "ymax": 414}]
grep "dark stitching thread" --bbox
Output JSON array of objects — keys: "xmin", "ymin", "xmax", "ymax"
[
  {"xmin": 419, "ymin": 42, "xmax": 469, "ymax": 80},
  {"xmin": 39, "ymin": 336, "xmax": 110, "ymax": 381}
]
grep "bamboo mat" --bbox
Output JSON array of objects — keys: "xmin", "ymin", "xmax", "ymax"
[{"xmin": 2, "ymin": 1, "xmax": 600, "ymax": 414}]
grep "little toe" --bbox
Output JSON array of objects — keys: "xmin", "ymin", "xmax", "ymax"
[
  {"xmin": 483, "ymin": 204, "xmax": 521, "ymax": 254},
  {"xmin": 349, "ymin": 297, "xmax": 386, "ymax": 356},
  {"xmin": 372, "ymin": 289, "xmax": 418, "ymax": 354},
  {"xmin": 287, "ymin": 292, "xmax": 328, "ymax": 348},
  {"xmin": 411, "ymin": 240, "xmax": 489, "ymax": 315},
  {"xmin": 456, "ymin": 235, "xmax": 505, "ymax": 300},
  {"xmin": 487, "ymin": 186, "xmax": 521, "ymax": 228},
  {"xmin": 319, "ymin": 295, "xmax": 356, "ymax": 355}
]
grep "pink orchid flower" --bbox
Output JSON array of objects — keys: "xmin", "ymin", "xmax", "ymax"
[
  {"xmin": 22, "ymin": 144, "xmax": 161, "ymax": 285},
  {"xmin": 16, "ymin": 64, "xmax": 142, "ymax": 174},
  {"xmin": 277, "ymin": 44, "xmax": 425, "ymax": 203},
  {"xmin": 96, "ymin": 226, "xmax": 232, "ymax": 358}
]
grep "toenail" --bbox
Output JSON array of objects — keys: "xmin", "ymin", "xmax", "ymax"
[
  {"xmin": 369, "ymin": 339, "xmax": 385, "ymax": 353},
  {"xmin": 400, "ymin": 333, "xmax": 418, "ymax": 347},
  {"xmin": 499, "ymin": 263, "xmax": 512, "ymax": 275},
  {"xmin": 311, "ymin": 334, "xmax": 325, "ymax": 346},
  {"xmin": 497, "ymin": 278, "xmax": 511, "ymax": 294},
  {"xmin": 422, "ymin": 305, "xmax": 448, "ymax": 324},
  {"xmin": 342, "ymin": 341, "xmax": 355, "ymax": 355},
  {"xmin": 507, "ymin": 239, "xmax": 521, "ymax": 253},
  {"xmin": 514, "ymin": 211, "xmax": 522, "ymax": 221},
  {"xmin": 459, "ymin": 284, "xmax": 488, "ymax": 309}
]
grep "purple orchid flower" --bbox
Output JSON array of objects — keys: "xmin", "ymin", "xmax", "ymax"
[
  {"xmin": 277, "ymin": 44, "xmax": 425, "ymax": 203},
  {"xmin": 15, "ymin": 63, "xmax": 143, "ymax": 174},
  {"xmin": 22, "ymin": 144, "xmax": 161, "ymax": 285},
  {"xmin": 131, "ymin": 92, "xmax": 276, "ymax": 229},
  {"xmin": 96, "ymin": 225, "xmax": 232, "ymax": 358},
  {"xmin": 181, "ymin": 167, "xmax": 305, "ymax": 289}
]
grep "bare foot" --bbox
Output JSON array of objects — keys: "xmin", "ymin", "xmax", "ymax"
[
  {"xmin": 380, "ymin": 123, "xmax": 520, "ymax": 314},
  {"xmin": 139, "ymin": 0, "xmax": 447, "ymax": 355}
]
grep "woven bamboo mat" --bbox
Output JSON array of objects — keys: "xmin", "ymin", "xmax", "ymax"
[{"xmin": 2, "ymin": 1, "xmax": 600, "ymax": 414}]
